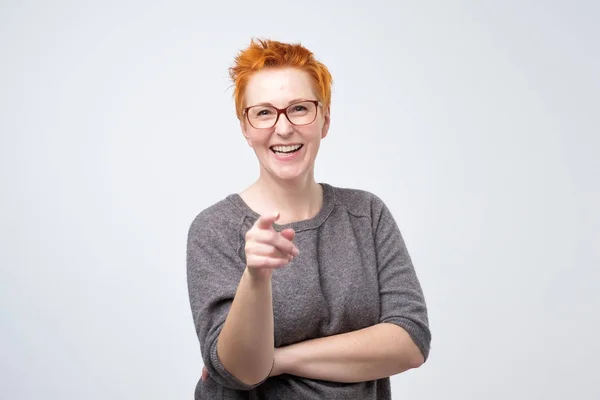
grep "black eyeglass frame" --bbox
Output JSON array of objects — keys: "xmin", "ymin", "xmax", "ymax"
[{"xmin": 242, "ymin": 100, "xmax": 322, "ymax": 129}]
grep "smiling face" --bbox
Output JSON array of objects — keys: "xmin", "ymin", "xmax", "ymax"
[{"xmin": 241, "ymin": 67, "xmax": 330, "ymax": 183}]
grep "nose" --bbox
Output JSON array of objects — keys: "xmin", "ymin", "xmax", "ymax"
[{"xmin": 274, "ymin": 113, "xmax": 294, "ymax": 137}]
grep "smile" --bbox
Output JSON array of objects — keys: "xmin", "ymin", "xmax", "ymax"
[{"xmin": 270, "ymin": 144, "xmax": 303, "ymax": 154}]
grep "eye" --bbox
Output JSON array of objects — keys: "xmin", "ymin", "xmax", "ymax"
[
  {"xmin": 253, "ymin": 108, "xmax": 274, "ymax": 117},
  {"xmin": 288, "ymin": 104, "xmax": 309, "ymax": 115}
]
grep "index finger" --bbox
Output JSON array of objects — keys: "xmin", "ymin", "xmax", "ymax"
[{"xmin": 255, "ymin": 211, "xmax": 280, "ymax": 230}]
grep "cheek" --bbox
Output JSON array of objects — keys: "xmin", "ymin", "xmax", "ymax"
[
  {"xmin": 305, "ymin": 124, "xmax": 325, "ymax": 141},
  {"xmin": 247, "ymin": 132, "xmax": 271, "ymax": 149}
]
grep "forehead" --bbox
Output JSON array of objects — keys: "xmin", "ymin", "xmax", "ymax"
[{"xmin": 244, "ymin": 67, "xmax": 316, "ymax": 107}]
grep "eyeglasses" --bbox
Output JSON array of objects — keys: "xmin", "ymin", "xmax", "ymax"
[{"xmin": 243, "ymin": 100, "xmax": 322, "ymax": 129}]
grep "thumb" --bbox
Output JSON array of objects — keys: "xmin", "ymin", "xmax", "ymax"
[
  {"xmin": 280, "ymin": 228, "xmax": 295, "ymax": 242},
  {"xmin": 256, "ymin": 211, "xmax": 280, "ymax": 230}
]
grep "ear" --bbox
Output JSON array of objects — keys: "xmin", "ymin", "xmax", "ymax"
[
  {"xmin": 321, "ymin": 105, "xmax": 331, "ymax": 139},
  {"xmin": 240, "ymin": 118, "xmax": 253, "ymax": 147}
]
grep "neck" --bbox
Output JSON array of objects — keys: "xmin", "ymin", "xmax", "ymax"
[{"xmin": 248, "ymin": 169, "xmax": 323, "ymax": 224}]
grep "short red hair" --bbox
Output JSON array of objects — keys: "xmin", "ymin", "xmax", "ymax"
[{"xmin": 229, "ymin": 38, "xmax": 333, "ymax": 119}]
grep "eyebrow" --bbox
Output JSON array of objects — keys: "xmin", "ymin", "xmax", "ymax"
[{"xmin": 250, "ymin": 98, "xmax": 309, "ymax": 108}]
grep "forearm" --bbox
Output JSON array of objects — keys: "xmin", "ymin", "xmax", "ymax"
[
  {"xmin": 217, "ymin": 268, "xmax": 274, "ymax": 385},
  {"xmin": 274, "ymin": 323, "xmax": 424, "ymax": 383}
]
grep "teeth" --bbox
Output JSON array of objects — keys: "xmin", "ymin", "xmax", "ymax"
[{"xmin": 271, "ymin": 144, "xmax": 302, "ymax": 153}]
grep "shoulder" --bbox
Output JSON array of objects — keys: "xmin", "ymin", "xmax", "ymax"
[
  {"xmin": 329, "ymin": 184, "xmax": 388, "ymax": 222},
  {"xmin": 187, "ymin": 195, "xmax": 247, "ymax": 244}
]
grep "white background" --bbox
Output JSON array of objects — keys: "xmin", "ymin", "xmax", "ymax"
[{"xmin": 1, "ymin": 1, "xmax": 598, "ymax": 399}]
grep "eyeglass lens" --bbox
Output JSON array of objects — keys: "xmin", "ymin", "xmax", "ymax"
[{"xmin": 247, "ymin": 101, "xmax": 317, "ymax": 129}]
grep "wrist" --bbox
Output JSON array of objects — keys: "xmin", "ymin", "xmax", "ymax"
[
  {"xmin": 245, "ymin": 266, "xmax": 273, "ymax": 283},
  {"xmin": 272, "ymin": 345, "xmax": 296, "ymax": 377}
]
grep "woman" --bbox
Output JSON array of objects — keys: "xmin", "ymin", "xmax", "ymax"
[{"xmin": 186, "ymin": 38, "xmax": 431, "ymax": 399}]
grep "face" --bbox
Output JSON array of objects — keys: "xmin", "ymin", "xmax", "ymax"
[{"xmin": 240, "ymin": 67, "xmax": 330, "ymax": 183}]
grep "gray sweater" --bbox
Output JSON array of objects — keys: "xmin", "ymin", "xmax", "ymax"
[{"xmin": 186, "ymin": 183, "xmax": 431, "ymax": 399}]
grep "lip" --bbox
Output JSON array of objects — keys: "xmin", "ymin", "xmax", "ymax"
[
  {"xmin": 269, "ymin": 143, "xmax": 303, "ymax": 149},
  {"xmin": 270, "ymin": 143, "xmax": 304, "ymax": 161}
]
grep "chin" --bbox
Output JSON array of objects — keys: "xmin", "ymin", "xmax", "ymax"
[
  {"xmin": 269, "ymin": 165, "xmax": 310, "ymax": 182},
  {"xmin": 273, "ymin": 171, "xmax": 306, "ymax": 182}
]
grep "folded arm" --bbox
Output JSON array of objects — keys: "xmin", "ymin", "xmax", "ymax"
[
  {"xmin": 271, "ymin": 196, "xmax": 432, "ymax": 383},
  {"xmin": 271, "ymin": 322, "xmax": 424, "ymax": 382}
]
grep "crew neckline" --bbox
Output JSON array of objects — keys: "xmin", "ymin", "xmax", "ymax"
[{"xmin": 227, "ymin": 183, "xmax": 336, "ymax": 232}]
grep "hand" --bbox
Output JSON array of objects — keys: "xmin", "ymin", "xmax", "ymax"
[
  {"xmin": 201, "ymin": 366, "xmax": 208, "ymax": 382},
  {"xmin": 244, "ymin": 212, "xmax": 299, "ymax": 277}
]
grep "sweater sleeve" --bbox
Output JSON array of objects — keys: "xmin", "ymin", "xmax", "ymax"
[
  {"xmin": 186, "ymin": 211, "xmax": 262, "ymax": 391},
  {"xmin": 372, "ymin": 197, "xmax": 432, "ymax": 361}
]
